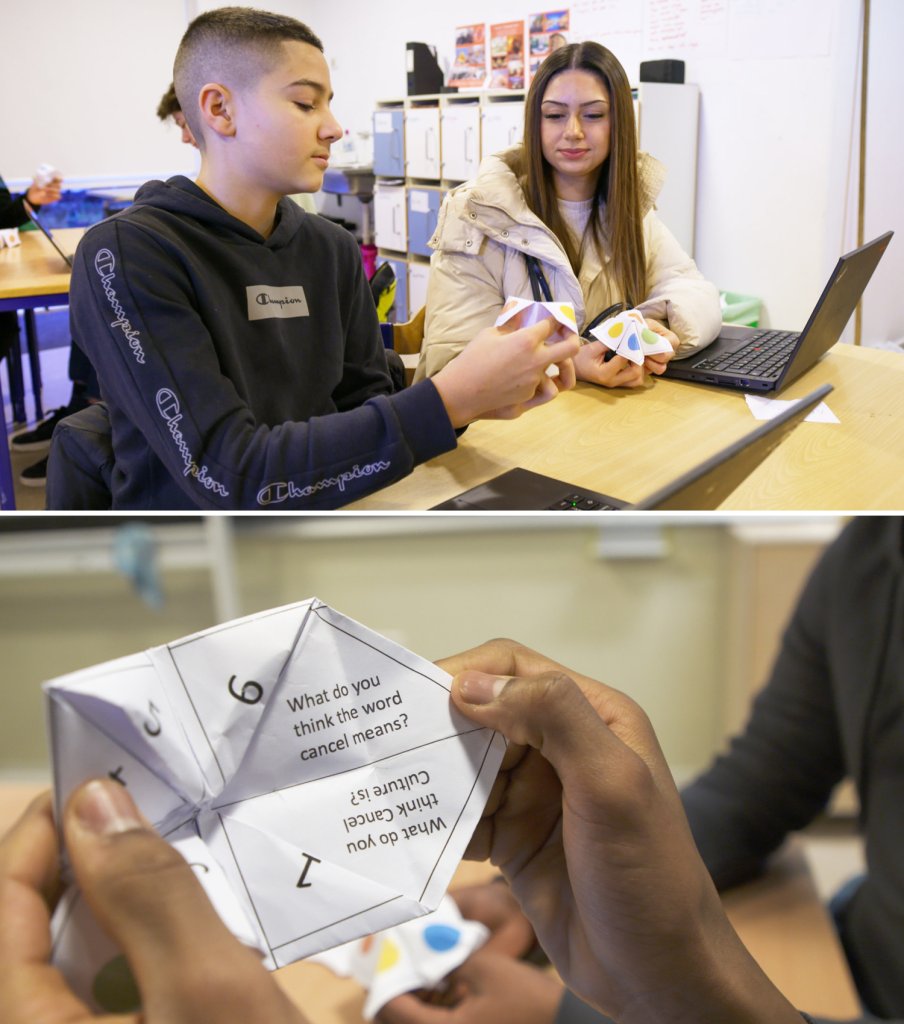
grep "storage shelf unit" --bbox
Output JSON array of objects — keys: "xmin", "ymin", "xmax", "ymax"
[
  {"xmin": 372, "ymin": 83, "xmax": 699, "ymax": 322},
  {"xmin": 373, "ymin": 91, "xmax": 525, "ymax": 322}
]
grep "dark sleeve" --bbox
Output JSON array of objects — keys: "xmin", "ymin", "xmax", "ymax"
[
  {"xmin": 70, "ymin": 220, "xmax": 457, "ymax": 510},
  {"xmin": 681, "ymin": 534, "xmax": 847, "ymax": 890},
  {"xmin": 0, "ymin": 177, "xmax": 30, "ymax": 230}
]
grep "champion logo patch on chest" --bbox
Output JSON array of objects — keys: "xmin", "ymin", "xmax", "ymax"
[{"xmin": 246, "ymin": 285, "xmax": 310, "ymax": 320}]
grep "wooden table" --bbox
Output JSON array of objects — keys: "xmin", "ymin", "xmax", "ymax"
[
  {"xmin": 0, "ymin": 782, "xmax": 860, "ymax": 1020},
  {"xmin": 349, "ymin": 343, "xmax": 904, "ymax": 511}
]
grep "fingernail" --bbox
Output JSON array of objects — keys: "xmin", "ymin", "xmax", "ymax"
[
  {"xmin": 72, "ymin": 779, "xmax": 145, "ymax": 836},
  {"xmin": 457, "ymin": 672, "xmax": 511, "ymax": 705}
]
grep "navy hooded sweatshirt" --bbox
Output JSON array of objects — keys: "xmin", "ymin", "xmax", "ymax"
[{"xmin": 69, "ymin": 176, "xmax": 456, "ymax": 509}]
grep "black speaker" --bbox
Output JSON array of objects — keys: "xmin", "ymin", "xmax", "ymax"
[
  {"xmin": 407, "ymin": 42, "xmax": 444, "ymax": 96},
  {"xmin": 639, "ymin": 59, "xmax": 685, "ymax": 84}
]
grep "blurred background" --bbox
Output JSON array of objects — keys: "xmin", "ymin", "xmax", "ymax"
[{"xmin": 0, "ymin": 513, "xmax": 845, "ymax": 783}]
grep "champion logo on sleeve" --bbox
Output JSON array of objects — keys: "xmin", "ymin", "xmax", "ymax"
[{"xmin": 246, "ymin": 285, "xmax": 310, "ymax": 320}]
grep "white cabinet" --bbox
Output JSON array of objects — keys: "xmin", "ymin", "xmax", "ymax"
[
  {"xmin": 481, "ymin": 99, "xmax": 524, "ymax": 158},
  {"xmin": 637, "ymin": 82, "xmax": 699, "ymax": 256},
  {"xmin": 441, "ymin": 101, "xmax": 481, "ymax": 182},
  {"xmin": 405, "ymin": 105, "xmax": 441, "ymax": 179},
  {"xmin": 374, "ymin": 183, "xmax": 407, "ymax": 253},
  {"xmin": 407, "ymin": 261, "xmax": 431, "ymax": 316}
]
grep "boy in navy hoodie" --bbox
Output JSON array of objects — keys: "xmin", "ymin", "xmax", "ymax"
[{"xmin": 65, "ymin": 7, "xmax": 578, "ymax": 510}]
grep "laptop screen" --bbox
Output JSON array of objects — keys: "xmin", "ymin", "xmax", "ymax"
[{"xmin": 22, "ymin": 200, "xmax": 73, "ymax": 268}]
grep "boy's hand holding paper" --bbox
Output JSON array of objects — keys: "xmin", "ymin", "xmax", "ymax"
[
  {"xmin": 44, "ymin": 599, "xmax": 504, "ymax": 1014},
  {"xmin": 495, "ymin": 296, "xmax": 579, "ymax": 344},
  {"xmin": 588, "ymin": 309, "xmax": 673, "ymax": 365}
]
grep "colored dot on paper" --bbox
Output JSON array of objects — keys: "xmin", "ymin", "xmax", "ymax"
[
  {"xmin": 377, "ymin": 939, "xmax": 401, "ymax": 972},
  {"xmin": 92, "ymin": 956, "xmax": 141, "ymax": 1013},
  {"xmin": 423, "ymin": 924, "xmax": 462, "ymax": 952},
  {"xmin": 608, "ymin": 322, "xmax": 624, "ymax": 339},
  {"xmin": 628, "ymin": 335, "xmax": 640, "ymax": 351},
  {"xmin": 558, "ymin": 305, "xmax": 576, "ymax": 323},
  {"xmin": 641, "ymin": 328, "xmax": 660, "ymax": 346}
]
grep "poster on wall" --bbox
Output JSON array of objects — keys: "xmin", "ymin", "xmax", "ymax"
[
  {"xmin": 449, "ymin": 24, "xmax": 487, "ymax": 89},
  {"xmin": 489, "ymin": 20, "xmax": 525, "ymax": 90},
  {"xmin": 528, "ymin": 10, "xmax": 570, "ymax": 81}
]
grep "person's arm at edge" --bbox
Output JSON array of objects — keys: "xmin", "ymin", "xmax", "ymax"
[{"xmin": 70, "ymin": 219, "xmax": 458, "ymax": 510}]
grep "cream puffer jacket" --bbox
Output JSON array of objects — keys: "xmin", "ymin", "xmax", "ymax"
[{"xmin": 415, "ymin": 149, "xmax": 721, "ymax": 380}]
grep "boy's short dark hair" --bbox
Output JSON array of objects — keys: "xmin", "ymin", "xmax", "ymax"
[
  {"xmin": 173, "ymin": 6, "xmax": 323, "ymax": 147},
  {"xmin": 156, "ymin": 81, "xmax": 181, "ymax": 122}
]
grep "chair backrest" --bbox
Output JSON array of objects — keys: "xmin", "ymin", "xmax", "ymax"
[
  {"xmin": 45, "ymin": 402, "xmax": 114, "ymax": 510},
  {"xmin": 369, "ymin": 261, "xmax": 397, "ymax": 322},
  {"xmin": 392, "ymin": 305, "xmax": 426, "ymax": 355}
]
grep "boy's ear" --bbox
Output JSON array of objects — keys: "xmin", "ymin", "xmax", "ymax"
[{"xmin": 197, "ymin": 82, "xmax": 237, "ymax": 140}]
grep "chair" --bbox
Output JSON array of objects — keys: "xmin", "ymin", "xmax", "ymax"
[
  {"xmin": 45, "ymin": 402, "xmax": 114, "ymax": 510},
  {"xmin": 385, "ymin": 306, "xmax": 425, "ymax": 387},
  {"xmin": 368, "ymin": 261, "xmax": 397, "ymax": 323}
]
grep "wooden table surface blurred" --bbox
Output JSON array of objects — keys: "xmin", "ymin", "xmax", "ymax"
[{"xmin": 0, "ymin": 782, "xmax": 860, "ymax": 1021}]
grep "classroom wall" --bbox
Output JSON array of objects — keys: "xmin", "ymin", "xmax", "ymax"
[
  {"xmin": 2, "ymin": 1, "xmax": 900, "ymax": 343},
  {"xmin": 0, "ymin": 518, "xmax": 837, "ymax": 786}
]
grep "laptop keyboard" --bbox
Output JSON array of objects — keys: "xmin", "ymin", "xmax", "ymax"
[
  {"xmin": 692, "ymin": 330, "xmax": 799, "ymax": 378},
  {"xmin": 546, "ymin": 493, "xmax": 620, "ymax": 511}
]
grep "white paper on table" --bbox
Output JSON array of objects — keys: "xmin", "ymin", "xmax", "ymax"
[
  {"xmin": 1, "ymin": 227, "xmax": 20, "ymax": 248},
  {"xmin": 309, "ymin": 893, "xmax": 489, "ymax": 1019},
  {"xmin": 495, "ymin": 296, "xmax": 578, "ymax": 343},
  {"xmin": 745, "ymin": 394, "xmax": 840, "ymax": 424},
  {"xmin": 44, "ymin": 599, "xmax": 505, "ymax": 1014},
  {"xmin": 587, "ymin": 309, "xmax": 673, "ymax": 366}
]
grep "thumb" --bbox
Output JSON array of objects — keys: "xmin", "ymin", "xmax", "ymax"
[
  {"xmin": 63, "ymin": 780, "xmax": 265, "ymax": 1003},
  {"xmin": 450, "ymin": 671, "xmax": 620, "ymax": 799}
]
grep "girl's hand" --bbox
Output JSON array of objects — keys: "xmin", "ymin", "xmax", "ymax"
[{"xmin": 574, "ymin": 343, "xmax": 645, "ymax": 388}]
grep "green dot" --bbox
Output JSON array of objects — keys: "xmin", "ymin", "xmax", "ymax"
[
  {"xmin": 641, "ymin": 328, "xmax": 660, "ymax": 346},
  {"xmin": 92, "ymin": 955, "xmax": 141, "ymax": 1013}
]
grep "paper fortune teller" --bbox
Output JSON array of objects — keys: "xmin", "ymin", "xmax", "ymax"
[
  {"xmin": 309, "ymin": 894, "xmax": 489, "ymax": 1019},
  {"xmin": 44, "ymin": 599, "xmax": 505, "ymax": 1014},
  {"xmin": 495, "ymin": 296, "xmax": 578, "ymax": 342},
  {"xmin": 588, "ymin": 308, "xmax": 673, "ymax": 365}
]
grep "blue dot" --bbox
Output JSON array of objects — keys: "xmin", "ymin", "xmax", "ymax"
[
  {"xmin": 423, "ymin": 924, "xmax": 461, "ymax": 952},
  {"xmin": 628, "ymin": 335, "xmax": 640, "ymax": 351}
]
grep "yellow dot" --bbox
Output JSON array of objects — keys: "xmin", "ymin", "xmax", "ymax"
[
  {"xmin": 376, "ymin": 938, "xmax": 401, "ymax": 972},
  {"xmin": 608, "ymin": 322, "xmax": 624, "ymax": 338}
]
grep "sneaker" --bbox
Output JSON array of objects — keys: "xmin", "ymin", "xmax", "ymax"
[
  {"xmin": 10, "ymin": 406, "xmax": 74, "ymax": 452},
  {"xmin": 19, "ymin": 455, "xmax": 48, "ymax": 487}
]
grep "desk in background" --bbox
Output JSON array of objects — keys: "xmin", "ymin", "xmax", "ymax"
[
  {"xmin": 0, "ymin": 227, "xmax": 83, "ymax": 509},
  {"xmin": 0, "ymin": 783, "xmax": 860, "ymax": 1021},
  {"xmin": 349, "ymin": 344, "xmax": 904, "ymax": 511},
  {"xmin": 0, "ymin": 226, "xmax": 83, "ymax": 424}
]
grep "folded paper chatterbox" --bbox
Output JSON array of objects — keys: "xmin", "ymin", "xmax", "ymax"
[
  {"xmin": 44, "ymin": 599, "xmax": 505, "ymax": 1014},
  {"xmin": 495, "ymin": 296, "xmax": 578, "ymax": 342},
  {"xmin": 588, "ymin": 309, "xmax": 673, "ymax": 365},
  {"xmin": 309, "ymin": 894, "xmax": 488, "ymax": 1018}
]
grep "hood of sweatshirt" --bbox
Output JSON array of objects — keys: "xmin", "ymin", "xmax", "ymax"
[{"xmin": 126, "ymin": 175, "xmax": 307, "ymax": 251}]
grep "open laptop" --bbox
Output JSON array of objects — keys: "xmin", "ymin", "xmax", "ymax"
[
  {"xmin": 431, "ymin": 383, "xmax": 832, "ymax": 511},
  {"xmin": 664, "ymin": 231, "xmax": 893, "ymax": 393},
  {"xmin": 22, "ymin": 199, "xmax": 74, "ymax": 268}
]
